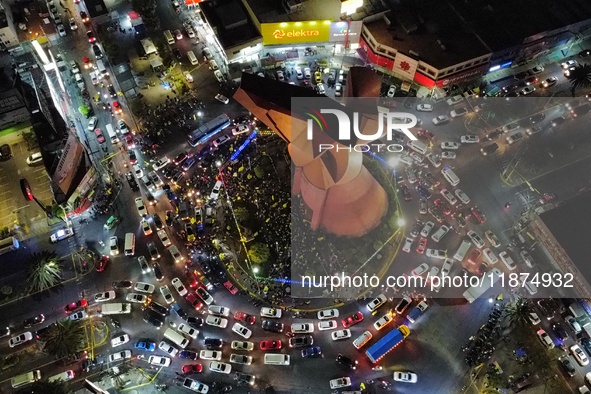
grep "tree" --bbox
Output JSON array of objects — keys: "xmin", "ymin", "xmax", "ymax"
[
  {"xmin": 248, "ymin": 243, "xmax": 270, "ymax": 265},
  {"xmin": 505, "ymin": 298, "xmax": 533, "ymax": 328},
  {"xmin": 78, "ymin": 105, "xmax": 90, "ymax": 118},
  {"xmin": 567, "ymin": 63, "xmax": 591, "ymax": 96},
  {"xmin": 233, "ymin": 207, "xmax": 250, "ymax": 222},
  {"xmin": 17, "ymin": 380, "xmax": 67, "ymax": 394},
  {"xmin": 27, "ymin": 251, "xmax": 63, "ymax": 293},
  {"xmin": 43, "ymin": 319, "xmax": 85, "ymax": 359}
]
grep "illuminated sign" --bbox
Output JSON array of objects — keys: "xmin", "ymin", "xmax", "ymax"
[
  {"xmin": 328, "ymin": 21, "xmax": 362, "ymax": 43},
  {"xmin": 261, "ymin": 21, "xmax": 331, "ymax": 45}
]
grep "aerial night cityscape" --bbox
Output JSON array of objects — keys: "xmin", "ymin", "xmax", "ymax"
[{"xmin": 3, "ymin": 0, "xmax": 591, "ymax": 393}]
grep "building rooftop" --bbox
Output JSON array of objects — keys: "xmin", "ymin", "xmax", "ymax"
[
  {"xmin": 448, "ymin": 0, "xmax": 591, "ymax": 51},
  {"xmin": 199, "ymin": 0, "xmax": 261, "ymax": 50},
  {"xmin": 364, "ymin": 1, "xmax": 490, "ymax": 69},
  {"xmin": 0, "ymin": 5, "xmax": 8, "ymax": 30},
  {"xmin": 540, "ymin": 192, "xmax": 591, "ymax": 278},
  {"xmin": 84, "ymin": 0, "xmax": 109, "ymax": 18},
  {"xmin": 245, "ymin": 0, "xmax": 341, "ymax": 23}
]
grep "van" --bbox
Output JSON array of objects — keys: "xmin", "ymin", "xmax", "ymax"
[
  {"xmin": 74, "ymin": 73, "xmax": 85, "ymax": 89},
  {"xmin": 407, "ymin": 140, "xmax": 428, "ymax": 155},
  {"xmin": 98, "ymin": 303, "xmax": 132, "ymax": 316},
  {"xmin": 164, "ymin": 30, "xmax": 175, "ymax": 45},
  {"xmin": 48, "ymin": 370, "xmax": 74, "ymax": 383},
  {"xmin": 264, "ymin": 354, "xmax": 290, "ymax": 365},
  {"xmin": 124, "ymin": 233, "xmax": 135, "ymax": 256},
  {"xmin": 453, "ymin": 240, "xmax": 472, "ymax": 262},
  {"xmin": 187, "ymin": 50, "xmax": 198, "ymax": 65},
  {"xmin": 11, "ymin": 370, "xmax": 41, "ymax": 388},
  {"xmin": 164, "ymin": 327, "xmax": 189, "ymax": 348},
  {"xmin": 26, "ymin": 152, "xmax": 43, "ymax": 166},
  {"xmin": 441, "ymin": 167, "xmax": 460, "ymax": 186},
  {"xmin": 96, "ymin": 59, "xmax": 108, "ymax": 77},
  {"xmin": 352, "ymin": 330, "xmax": 372, "ymax": 349},
  {"xmin": 106, "ymin": 124, "xmax": 118, "ymax": 144},
  {"xmin": 209, "ymin": 59, "xmax": 219, "ymax": 71}
]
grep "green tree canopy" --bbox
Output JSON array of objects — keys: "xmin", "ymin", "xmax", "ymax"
[
  {"xmin": 248, "ymin": 243, "xmax": 270, "ymax": 265},
  {"xmin": 567, "ymin": 63, "xmax": 591, "ymax": 96},
  {"xmin": 78, "ymin": 105, "xmax": 90, "ymax": 118},
  {"xmin": 233, "ymin": 207, "xmax": 250, "ymax": 223},
  {"xmin": 27, "ymin": 251, "xmax": 63, "ymax": 293},
  {"xmin": 43, "ymin": 319, "xmax": 85, "ymax": 359}
]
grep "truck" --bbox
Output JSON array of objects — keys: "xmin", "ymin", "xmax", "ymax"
[
  {"xmin": 97, "ymin": 303, "xmax": 132, "ymax": 316},
  {"xmin": 406, "ymin": 301, "xmax": 429, "ymax": 324},
  {"xmin": 462, "ymin": 268, "xmax": 502, "ymax": 303},
  {"xmin": 365, "ymin": 325, "xmax": 410, "ymax": 363}
]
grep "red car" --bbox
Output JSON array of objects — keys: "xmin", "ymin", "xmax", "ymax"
[
  {"xmin": 234, "ymin": 311, "xmax": 256, "ymax": 325},
  {"xmin": 86, "ymin": 30, "xmax": 96, "ymax": 43},
  {"xmin": 185, "ymin": 271, "xmax": 199, "ymax": 288},
  {"xmin": 417, "ymin": 129, "xmax": 435, "ymax": 140},
  {"xmin": 82, "ymin": 56, "xmax": 92, "ymax": 69},
  {"xmin": 181, "ymin": 364, "xmax": 203, "ymax": 374},
  {"xmin": 124, "ymin": 133, "xmax": 135, "ymax": 149},
  {"xmin": 223, "ymin": 280, "xmax": 238, "ymax": 295},
  {"xmin": 434, "ymin": 199, "xmax": 451, "ymax": 215},
  {"xmin": 471, "ymin": 206, "xmax": 487, "ymax": 223},
  {"xmin": 341, "ymin": 312, "xmax": 364, "ymax": 328},
  {"xmin": 184, "ymin": 293, "xmax": 203, "ymax": 310},
  {"xmin": 260, "ymin": 340, "xmax": 282, "ymax": 350},
  {"xmin": 467, "ymin": 249, "xmax": 482, "ymax": 265},
  {"xmin": 416, "ymin": 237, "xmax": 427, "ymax": 254},
  {"xmin": 112, "ymin": 101, "xmax": 122, "ymax": 114},
  {"xmin": 94, "ymin": 128, "xmax": 105, "ymax": 144},
  {"xmin": 64, "ymin": 299, "xmax": 88, "ymax": 313},
  {"xmin": 96, "ymin": 255, "xmax": 109, "ymax": 272}
]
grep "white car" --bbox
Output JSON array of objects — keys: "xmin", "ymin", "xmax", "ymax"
[
  {"xmin": 111, "ymin": 334, "xmax": 130, "ymax": 347},
  {"xmin": 412, "ymin": 263, "xmax": 429, "ymax": 276},
  {"xmin": 208, "ymin": 305, "xmax": 230, "ymax": 317},
  {"xmin": 572, "ymin": 345, "xmax": 590, "ymax": 366},
  {"xmin": 231, "ymin": 341, "xmax": 254, "ymax": 351},
  {"xmin": 50, "ymin": 228, "xmax": 74, "ymax": 243},
  {"xmin": 135, "ymin": 197, "xmax": 147, "ymax": 216},
  {"xmin": 331, "ymin": 329, "xmax": 352, "ymax": 341},
  {"xmin": 432, "ymin": 115, "xmax": 449, "ymax": 125},
  {"xmin": 484, "ymin": 230, "xmax": 501, "ymax": 248},
  {"xmin": 126, "ymin": 293, "xmax": 147, "ymax": 304},
  {"xmin": 133, "ymin": 164, "xmax": 143, "ymax": 178},
  {"xmin": 206, "ymin": 315, "xmax": 228, "ymax": 328},
  {"xmin": 87, "ymin": 116, "xmax": 98, "ymax": 131},
  {"xmin": 157, "ymin": 230, "xmax": 171, "ymax": 247},
  {"xmin": 291, "ymin": 323, "xmax": 314, "ymax": 333},
  {"xmin": 393, "ymin": 371, "xmax": 418, "ymax": 383},
  {"xmin": 440, "ymin": 189, "xmax": 457, "ymax": 205},
  {"xmin": 295, "ymin": 66, "xmax": 303, "ymax": 79},
  {"xmin": 454, "ymin": 189, "xmax": 470, "ymax": 204},
  {"xmin": 499, "ymin": 251, "xmax": 517, "ymax": 270},
  {"xmin": 366, "ymin": 294, "xmax": 387, "ymax": 312},
  {"xmin": 528, "ymin": 312, "xmax": 541, "ymax": 325},
  {"xmin": 158, "ymin": 341, "xmax": 178, "ymax": 357},
  {"xmin": 69, "ymin": 18, "xmax": 78, "ymax": 31},
  {"xmin": 109, "ymin": 350, "xmax": 132, "ymax": 362},
  {"xmin": 232, "ymin": 323, "xmax": 252, "ymax": 339},
  {"xmin": 402, "ymin": 237, "xmax": 413, "ymax": 253},
  {"xmin": 109, "ymin": 236, "xmax": 119, "ymax": 256},
  {"xmin": 276, "ymin": 70, "xmax": 285, "ymax": 81},
  {"xmin": 196, "ymin": 288, "xmax": 214, "ymax": 305},
  {"xmin": 229, "ymin": 353, "xmax": 253, "ymax": 365},
  {"xmin": 260, "ymin": 307, "xmax": 282, "ymax": 318},
  {"xmin": 441, "ymin": 151, "xmax": 456, "ymax": 159},
  {"xmin": 232, "ymin": 124, "xmax": 249, "ymax": 135},
  {"xmin": 441, "ymin": 142, "xmax": 459, "ymax": 150},
  {"xmin": 426, "ymin": 153, "xmax": 442, "ymax": 168},
  {"xmin": 537, "ymin": 329, "xmax": 554, "ymax": 349},
  {"xmin": 426, "ymin": 249, "xmax": 447, "ymax": 260},
  {"xmin": 169, "ymin": 246, "xmax": 184, "ymax": 263},
  {"xmin": 134, "ymin": 281, "xmax": 155, "ymax": 293},
  {"xmin": 57, "ymin": 23, "xmax": 67, "ymax": 37},
  {"xmin": 441, "ymin": 258, "xmax": 454, "ymax": 276},
  {"xmin": 387, "ymin": 85, "xmax": 397, "ymax": 97},
  {"xmin": 467, "ymin": 230, "xmax": 485, "ymax": 249},
  {"xmin": 160, "ymin": 285, "xmax": 174, "ymax": 304},
  {"xmin": 460, "ymin": 135, "xmax": 480, "ymax": 143},
  {"xmin": 373, "ymin": 313, "xmax": 393, "ymax": 331},
  {"xmin": 209, "ymin": 361, "xmax": 232, "ymax": 374},
  {"xmin": 318, "ymin": 309, "xmax": 339, "ymax": 320},
  {"xmin": 330, "ymin": 377, "xmax": 352, "ymax": 389},
  {"xmin": 8, "ymin": 332, "xmax": 33, "ymax": 347},
  {"xmin": 215, "ymin": 94, "xmax": 229, "ymax": 104},
  {"xmin": 416, "ymin": 103, "xmax": 433, "ymax": 112},
  {"xmin": 177, "ymin": 323, "xmax": 199, "ymax": 339},
  {"xmin": 450, "ymin": 108, "xmax": 468, "ymax": 117},
  {"xmin": 94, "ymin": 291, "xmax": 116, "ymax": 302},
  {"xmin": 304, "ymin": 67, "xmax": 311, "ymax": 79},
  {"xmin": 318, "ymin": 320, "xmax": 337, "ymax": 331},
  {"xmin": 420, "ymin": 221, "xmax": 435, "ymax": 237},
  {"xmin": 69, "ymin": 60, "xmax": 80, "ymax": 74},
  {"xmin": 199, "ymin": 350, "xmax": 222, "ymax": 360},
  {"xmin": 117, "ymin": 119, "xmax": 129, "ymax": 134},
  {"xmin": 483, "ymin": 248, "xmax": 498, "ymax": 264},
  {"xmin": 153, "ymin": 157, "xmax": 170, "ymax": 171},
  {"xmin": 171, "ymin": 278, "xmax": 188, "ymax": 296},
  {"xmin": 520, "ymin": 250, "xmax": 534, "ymax": 268},
  {"xmin": 317, "ymin": 83, "xmax": 326, "ymax": 95},
  {"xmin": 148, "ymin": 355, "xmax": 171, "ymax": 367},
  {"xmin": 141, "ymin": 219, "xmax": 152, "ymax": 236}
]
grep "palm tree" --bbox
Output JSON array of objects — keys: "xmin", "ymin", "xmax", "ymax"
[
  {"xmin": 505, "ymin": 297, "xmax": 533, "ymax": 328},
  {"xmin": 27, "ymin": 251, "xmax": 63, "ymax": 293},
  {"xmin": 567, "ymin": 63, "xmax": 591, "ymax": 96},
  {"xmin": 43, "ymin": 320, "xmax": 85, "ymax": 359},
  {"xmin": 16, "ymin": 380, "xmax": 67, "ymax": 394}
]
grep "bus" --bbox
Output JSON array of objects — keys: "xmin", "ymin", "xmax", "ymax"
[{"xmin": 187, "ymin": 114, "xmax": 231, "ymax": 147}]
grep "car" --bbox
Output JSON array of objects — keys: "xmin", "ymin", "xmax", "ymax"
[
  {"xmin": 86, "ymin": 30, "xmax": 95, "ymax": 42},
  {"xmin": 460, "ymin": 135, "xmax": 479, "ymax": 144},
  {"xmin": 412, "ymin": 263, "xmax": 429, "ymax": 276},
  {"xmin": 387, "ymin": 85, "xmax": 397, "ymax": 97},
  {"xmin": 112, "ymin": 101, "xmax": 122, "ymax": 114},
  {"xmin": 426, "ymin": 153, "xmax": 442, "ymax": 168},
  {"xmin": 415, "ymin": 237, "xmax": 427, "ymax": 254},
  {"xmin": 483, "ymin": 230, "xmax": 501, "ymax": 248},
  {"xmin": 132, "ymin": 164, "xmax": 143, "ymax": 179},
  {"xmin": 471, "ymin": 206, "xmax": 487, "ymax": 223},
  {"xmin": 420, "ymin": 221, "xmax": 435, "ymax": 237},
  {"xmin": 441, "ymin": 151, "xmax": 456, "ymax": 159},
  {"xmin": 171, "ymin": 171, "xmax": 185, "ymax": 184},
  {"xmin": 185, "ymin": 293, "xmax": 203, "ymax": 310},
  {"xmin": 169, "ymin": 278, "xmax": 188, "ymax": 297},
  {"xmin": 196, "ymin": 287, "xmax": 213, "ymax": 305},
  {"xmin": 520, "ymin": 86, "xmax": 535, "ymax": 95},
  {"xmin": 541, "ymin": 76, "xmax": 558, "ymax": 88},
  {"xmin": 106, "ymin": 84, "xmax": 116, "ymax": 98},
  {"xmin": 232, "ymin": 323, "xmax": 252, "ymax": 339},
  {"xmin": 553, "ymin": 322, "xmax": 569, "ymax": 341},
  {"xmin": 134, "ymin": 340, "xmax": 156, "ymax": 351},
  {"xmin": 316, "ymin": 308, "xmax": 339, "ymax": 321},
  {"xmin": 212, "ymin": 135, "xmax": 231, "ymax": 148},
  {"xmin": 69, "ymin": 61, "xmax": 80, "ymax": 76},
  {"xmin": 147, "ymin": 242, "xmax": 160, "ymax": 261},
  {"xmin": 566, "ymin": 315, "xmax": 582, "ymax": 334},
  {"xmin": 373, "ymin": 313, "xmax": 394, "ymax": 331},
  {"xmin": 153, "ymin": 157, "xmax": 170, "ymax": 172},
  {"xmin": 468, "ymin": 230, "xmax": 485, "ymax": 249},
  {"xmin": 8, "ymin": 332, "xmax": 33, "ymax": 347},
  {"xmin": 330, "ymin": 377, "xmax": 352, "ymax": 389},
  {"xmin": 572, "ymin": 344, "xmax": 589, "ymax": 366},
  {"xmin": 434, "ymin": 199, "xmax": 452, "ymax": 215},
  {"xmin": 440, "ymin": 189, "xmax": 458, "ymax": 205},
  {"xmin": 336, "ymin": 354, "xmax": 358, "ymax": 370},
  {"xmin": 303, "ymin": 67, "xmax": 311, "ymax": 79},
  {"xmin": 467, "ymin": 248, "xmax": 482, "ymax": 265},
  {"xmin": 342, "ymin": 312, "xmax": 364, "ymax": 328},
  {"xmin": 181, "ymin": 363, "xmax": 203, "ymax": 374},
  {"xmin": 291, "ymin": 323, "xmax": 314, "ymax": 334},
  {"xmin": 69, "ymin": 310, "xmax": 88, "ymax": 321},
  {"xmin": 441, "ymin": 258, "xmax": 454, "ymax": 276},
  {"xmin": 297, "ymin": 346, "xmax": 322, "ymax": 359},
  {"xmin": 94, "ymin": 291, "xmax": 116, "ymax": 302},
  {"xmin": 261, "ymin": 320, "xmax": 284, "ymax": 333},
  {"xmin": 426, "ymin": 249, "xmax": 447, "ymax": 260},
  {"xmin": 148, "ymin": 355, "xmax": 171, "ymax": 367},
  {"xmin": 451, "ymin": 108, "xmax": 468, "ymax": 117},
  {"xmin": 402, "ymin": 237, "xmax": 413, "ymax": 253},
  {"xmin": 112, "ymin": 281, "xmax": 133, "ymax": 289},
  {"xmin": 94, "ymin": 128, "xmax": 106, "ymax": 144},
  {"xmin": 366, "ymin": 294, "xmax": 387, "ymax": 312},
  {"xmin": 400, "ymin": 184, "xmax": 412, "ymax": 201},
  {"xmin": 582, "ymin": 339, "xmax": 591, "ymax": 357},
  {"xmin": 260, "ymin": 307, "xmax": 282, "ymax": 319},
  {"xmin": 551, "ymin": 116, "xmax": 567, "ymax": 127},
  {"xmin": 215, "ymin": 94, "xmax": 229, "ymax": 104},
  {"xmin": 138, "ymin": 219, "xmax": 152, "ymax": 237},
  {"xmin": 453, "ymin": 189, "xmax": 470, "ymax": 205},
  {"xmin": 206, "ymin": 315, "xmax": 228, "ymax": 328},
  {"xmin": 111, "ymin": 334, "xmax": 130, "ymax": 348},
  {"xmin": 179, "ymin": 350, "xmax": 199, "ymax": 360},
  {"xmin": 525, "ymin": 76, "xmax": 538, "ymax": 86},
  {"xmin": 234, "ymin": 311, "xmax": 255, "ymax": 325},
  {"xmin": 64, "ymin": 299, "xmax": 88, "ymax": 313},
  {"xmin": 537, "ymin": 328, "xmax": 555, "ymax": 349},
  {"xmin": 160, "ymin": 285, "xmax": 174, "ymax": 304},
  {"xmin": 499, "ymin": 251, "xmax": 517, "ymax": 270},
  {"xmin": 134, "ymin": 281, "xmax": 154, "ymax": 294},
  {"xmin": 318, "ymin": 320, "xmax": 337, "ymax": 331},
  {"xmin": 294, "ymin": 66, "xmax": 303, "ymax": 79},
  {"xmin": 109, "ymin": 350, "xmax": 132, "ymax": 362},
  {"xmin": 159, "ymin": 341, "xmax": 179, "ymax": 357},
  {"xmin": 80, "ymin": 11, "xmax": 89, "ymax": 23},
  {"xmin": 432, "ymin": 115, "xmax": 449, "ymax": 125},
  {"xmin": 483, "ymin": 248, "xmax": 498, "ymax": 264},
  {"xmin": 157, "ymin": 229, "xmax": 171, "ymax": 247},
  {"xmin": 135, "ymin": 197, "xmax": 147, "ymax": 216},
  {"xmin": 317, "ymin": 83, "xmax": 326, "ymax": 94},
  {"xmin": 209, "ymin": 361, "xmax": 232, "ymax": 374},
  {"xmin": 126, "ymin": 293, "xmax": 147, "ymax": 304},
  {"xmin": 331, "ymin": 329, "xmax": 352, "ymax": 340},
  {"xmin": 410, "ymin": 220, "xmax": 423, "ymax": 237},
  {"xmin": 232, "ymin": 124, "xmax": 249, "ymax": 135},
  {"xmin": 50, "ymin": 228, "xmax": 74, "ymax": 243},
  {"xmin": 418, "ymin": 185, "xmax": 432, "ymax": 200},
  {"xmin": 393, "ymin": 371, "xmax": 418, "ymax": 383},
  {"xmin": 520, "ymin": 250, "xmax": 534, "ymax": 268},
  {"xmin": 230, "ymin": 340, "xmax": 254, "ymax": 352},
  {"xmin": 314, "ymin": 70, "xmax": 322, "ymax": 83},
  {"xmin": 87, "ymin": 116, "xmax": 98, "ymax": 131},
  {"xmin": 222, "ymin": 280, "xmax": 238, "ymax": 295},
  {"xmin": 560, "ymin": 356, "xmax": 577, "ymax": 377},
  {"xmin": 68, "ymin": 18, "xmax": 77, "ymax": 30},
  {"xmin": 416, "ymin": 103, "xmax": 433, "ymax": 112},
  {"xmin": 260, "ymin": 340, "xmax": 282, "ymax": 350}
]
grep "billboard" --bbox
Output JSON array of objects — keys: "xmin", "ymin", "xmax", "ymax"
[
  {"xmin": 261, "ymin": 21, "xmax": 331, "ymax": 45},
  {"xmin": 329, "ymin": 21, "xmax": 362, "ymax": 43},
  {"xmin": 392, "ymin": 52, "xmax": 418, "ymax": 80}
]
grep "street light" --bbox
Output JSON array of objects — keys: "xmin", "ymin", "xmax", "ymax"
[
  {"xmin": 397, "ymin": 218, "xmax": 405, "ymax": 227},
  {"xmin": 215, "ymin": 160, "xmax": 222, "ymax": 168},
  {"xmin": 252, "ymin": 266, "xmax": 260, "ymax": 275}
]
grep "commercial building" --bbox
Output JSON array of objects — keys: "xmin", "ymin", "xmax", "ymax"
[{"xmin": 0, "ymin": 0, "xmax": 18, "ymax": 51}]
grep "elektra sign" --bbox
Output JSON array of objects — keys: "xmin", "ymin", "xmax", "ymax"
[{"xmin": 306, "ymin": 109, "xmax": 418, "ymax": 153}]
